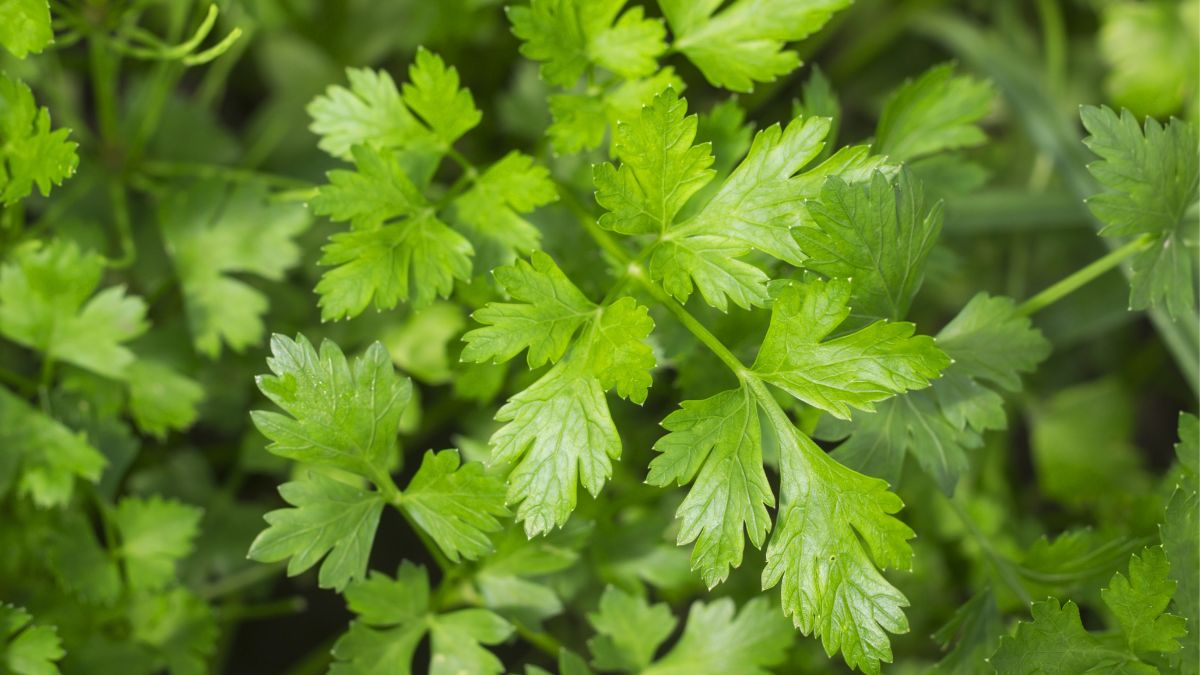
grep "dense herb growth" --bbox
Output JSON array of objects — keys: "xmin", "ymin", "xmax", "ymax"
[{"xmin": 0, "ymin": 1, "xmax": 1197, "ymax": 674}]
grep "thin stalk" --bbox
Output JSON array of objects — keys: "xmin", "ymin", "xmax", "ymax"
[
  {"xmin": 217, "ymin": 597, "xmax": 306, "ymax": 622},
  {"xmin": 1017, "ymin": 234, "xmax": 1153, "ymax": 316},
  {"xmin": 198, "ymin": 562, "xmax": 286, "ymax": 600},
  {"xmin": 138, "ymin": 160, "xmax": 316, "ymax": 190},
  {"xmin": 944, "ymin": 497, "xmax": 1033, "ymax": 606},
  {"xmin": 513, "ymin": 621, "xmax": 563, "ymax": 658}
]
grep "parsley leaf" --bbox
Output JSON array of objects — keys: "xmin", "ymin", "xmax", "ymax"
[
  {"xmin": 991, "ymin": 599, "xmax": 1131, "ymax": 673},
  {"xmin": 1099, "ymin": 1, "xmax": 1199, "ymax": 119},
  {"xmin": 508, "ymin": 0, "xmax": 666, "ymax": 87},
  {"xmin": 587, "ymin": 586, "xmax": 677, "ymax": 671},
  {"xmin": 647, "ymin": 387, "xmax": 772, "ymax": 588},
  {"xmin": 399, "ymin": 449, "xmax": 508, "ymax": 563},
  {"xmin": 0, "ymin": 74, "xmax": 77, "ymax": 205},
  {"xmin": 115, "ymin": 496, "xmax": 203, "ymax": 592},
  {"xmin": 331, "ymin": 562, "xmax": 513, "ymax": 675},
  {"xmin": 0, "ymin": 0, "xmax": 53, "ymax": 59},
  {"xmin": 400, "ymin": 47, "xmax": 481, "ymax": 147},
  {"xmin": 660, "ymin": 0, "xmax": 852, "ymax": 92},
  {"xmin": 159, "ymin": 180, "xmax": 309, "ymax": 356},
  {"xmin": 450, "ymin": 151, "xmax": 558, "ymax": 271},
  {"xmin": 548, "ymin": 68, "xmax": 683, "ymax": 154},
  {"xmin": 1101, "ymin": 546, "xmax": 1187, "ymax": 654},
  {"xmin": 126, "ymin": 360, "xmax": 204, "ymax": 440},
  {"xmin": 251, "ymin": 335, "xmax": 412, "ymax": 480},
  {"xmin": 0, "ymin": 240, "xmax": 146, "ymax": 379},
  {"xmin": 641, "ymin": 597, "xmax": 791, "ymax": 675},
  {"xmin": 872, "ymin": 63, "xmax": 994, "ymax": 162},
  {"xmin": 248, "ymin": 472, "xmax": 384, "ymax": 592},
  {"xmin": 796, "ymin": 170, "xmax": 943, "ymax": 321},
  {"xmin": 752, "ymin": 278, "xmax": 949, "ymax": 419},
  {"xmin": 1164, "ymin": 412, "xmax": 1198, "ymax": 672},
  {"xmin": 1080, "ymin": 105, "xmax": 1200, "ymax": 320},
  {"xmin": 1, "ymin": 604, "xmax": 64, "ymax": 675},
  {"xmin": 0, "ymin": 386, "xmax": 106, "ymax": 508}
]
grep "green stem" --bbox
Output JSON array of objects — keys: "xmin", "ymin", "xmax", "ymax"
[
  {"xmin": 1034, "ymin": 0, "xmax": 1066, "ymax": 90},
  {"xmin": 217, "ymin": 597, "xmax": 306, "ymax": 622},
  {"xmin": 138, "ymin": 160, "xmax": 316, "ymax": 190},
  {"xmin": 198, "ymin": 562, "xmax": 286, "ymax": 600},
  {"xmin": 944, "ymin": 497, "xmax": 1032, "ymax": 606},
  {"xmin": 1017, "ymin": 234, "xmax": 1153, "ymax": 316},
  {"xmin": 513, "ymin": 621, "xmax": 563, "ymax": 658}
]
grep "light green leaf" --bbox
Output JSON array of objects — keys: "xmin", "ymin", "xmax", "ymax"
[
  {"xmin": 126, "ymin": 360, "xmax": 204, "ymax": 439},
  {"xmin": 1100, "ymin": 1, "xmax": 1199, "ymax": 120},
  {"xmin": 307, "ymin": 68, "xmax": 430, "ymax": 159},
  {"xmin": 0, "ymin": 386, "xmax": 105, "ymax": 508},
  {"xmin": 1080, "ymin": 105, "xmax": 1199, "ymax": 320},
  {"xmin": 796, "ymin": 170, "xmax": 943, "ymax": 321},
  {"xmin": 451, "ymin": 151, "xmax": 557, "ymax": 270},
  {"xmin": 872, "ymin": 63, "xmax": 993, "ymax": 162},
  {"xmin": 251, "ymin": 335, "xmax": 412, "ymax": 479},
  {"xmin": 587, "ymin": 586, "xmax": 677, "ymax": 671},
  {"xmin": 660, "ymin": 0, "xmax": 851, "ymax": 92},
  {"xmin": 0, "ymin": 240, "xmax": 146, "ymax": 379},
  {"xmin": 401, "ymin": 47, "xmax": 481, "ymax": 146},
  {"xmin": 585, "ymin": 296, "xmax": 655, "ymax": 404},
  {"xmin": 0, "ymin": 74, "xmax": 76, "ymax": 205},
  {"xmin": 509, "ymin": 0, "xmax": 666, "ymax": 87},
  {"xmin": 248, "ymin": 473, "xmax": 383, "ymax": 592},
  {"xmin": 115, "ymin": 496, "xmax": 203, "ymax": 592},
  {"xmin": 752, "ymin": 278, "xmax": 949, "ymax": 419},
  {"xmin": 462, "ymin": 252, "xmax": 596, "ymax": 369},
  {"xmin": 128, "ymin": 587, "xmax": 217, "ymax": 675},
  {"xmin": 642, "ymin": 597, "xmax": 791, "ymax": 675},
  {"xmin": 648, "ymin": 235, "xmax": 770, "ymax": 311},
  {"xmin": 1102, "ymin": 546, "xmax": 1187, "ymax": 654},
  {"xmin": 1, "ymin": 604, "xmax": 64, "ymax": 675},
  {"xmin": 427, "ymin": 609, "xmax": 514, "ymax": 675},
  {"xmin": 311, "ymin": 144, "xmax": 428, "ymax": 231},
  {"xmin": 647, "ymin": 387, "xmax": 773, "ymax": 588},
  {"xmin": 0, "ymin": 0, "xmax": 53, "ymax": 59},
  {"xmin": 160, "ymin": 180, "xmax": 309, "ymax": 356},
  {"xmin": 547, "ymin": 68, "xmax": 683, "ymax": 154},
  {"xmin": 593, "ymin": 87, "xmax": 715, "ymax": 235},
  {"xmin": 400, "ymin": 450, "xmax": 508, "ymax": 563},
  {"xmin": 763, "ymin": 419, "xmax": 913, "ymax": 675}
]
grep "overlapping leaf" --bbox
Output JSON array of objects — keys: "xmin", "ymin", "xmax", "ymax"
[{"xmin": 0, "ymin": 73, "xmax": 76, "ymax": 205}]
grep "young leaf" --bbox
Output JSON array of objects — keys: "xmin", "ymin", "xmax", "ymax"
[
  {"xmin": 0, "ymin": 74, "xmax": 77, "ymax": 204},
  {"xmin": 1080, "ymin": 105, "xmax": 1199, "ymax": 320},
  {"xmin": 752, "ymin": 278, "xmax": 949, "ymax": 419},
  {"xmin": 115, "ymin": 496, "xmax": 204, "ymax": 592},
  {"xmin": 587, "ymin": 586, "xmax": 677, "ymax": 671},
  {"xmin": 308, "ymin": 68, "xmax": 432, "ymax": 159},
  {"xmin": 0, "ymin": 387, "xmax": 105, "ymax": 508},
  {"xmin": 872, "ymin": 63, "xmax": 993, "ymax": 162},
  {"xmin": 248, "ymin": 473, "xmax": 384, "ymax": 592},
  {"xmin": 399, "ymin": 450, "xmax": 508, "ymax": 563},
  {"xmin": 508, "ymin": 0, "xmax": 666, "ymax": 87},
  {"xmin": 311, "ymin": 145, "xmax": 428, "ymax": 231},
  {"xmin": 400, "ymin": 47, "xmax": 481, "ymax": 147},
  {"xmin": 763, "ymin": 419, "xmax": 914, "ymax": 675},
  {"xmin": 547, "ymin": 68, "xmax": 683, "ymax": 154},
  {"xmin": 1, "ymin": 604, "xmax": 64, "ymax": 675},
  {"xmin": 1101, "ymin": 546, "xmax": 1186, "ymax": 654},
  {"xmin": 450, "ymin": 151, "xmax": 558, "ymax": 270},
  {"xmin": 797, "ymin": 170, "xmax": 943, "ymax": 321},
  {"xmin": 159, "ymin": 180, "xmax": 309, "ymax": 356},
  {"xmin": 0, "ymin": 240, "xmax": 146, "ymax": 379},
  {"xmin": 659, "ymin": 0, "xmax": 851, "ymax": 92},
  {"xmin": 641, "ymin": 597, "xmax": 791, "ymax": 675},
  {"xmin": 251, "ymin": 335, "xmax": 412, "ymax": 480},
  {"xmin": 646, "ymin": 387, "xmax": 773, "ymax": 588}
]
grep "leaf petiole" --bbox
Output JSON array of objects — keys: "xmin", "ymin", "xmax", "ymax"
[{"xmin": 1017, "ymin": 234, "xmax": 1153, "ymax": 317}]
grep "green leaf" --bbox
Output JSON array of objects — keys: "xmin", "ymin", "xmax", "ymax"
[
  {"xmin": 1102, "ymin": 546, "xmax": 1187, "ymax": 654},
  {"xmin": 593, "ymin": 87, "xmax": 715, "ymax": 235},
  {"xmin": 547, "ymin": 68, "xmax": 683, "ymax": 154},
  {"xmin": 647, "ymin": 387, "xmax": 773, "ymax": 588},
  {"xmin": 763, "ymin": 418, "xmax": 914, "ymax": 675},
  {"xmin": 0, "ymin": 0, "xmax": 53, "ymax": 59},
  {"xmin": 796, "ymin": 170, "xmax": 943, "ymax": 321},
  {"xmin": 251, "ymin": 335, "xmax": 412, "ymax": 479},
  {"xmin": 490, "ymin": 359, "xmax": 619, "ymax": 536},
  {"xmin": 114, "ymin": 495, "xmax": 203, "ymax": 592},
  {"xmin": 248, "ymin": 472, "xmax": 384, "ymax": 592},
  {"xmin": 126, "ymin": 360, "xmax": 204, "ymax": 439},
  {"xmin": 401, "ymin": 47, "xmax": 481, "ymax": 147},
  {"xmin": 648, "ymin": 235, "xmax": 770, "ymax": 311},
  {"xmin": 0, "ymin": 240, "xmax": 147, "ymax": 379},
  {"xmin": 400, "ymin": 450, "xmax": 508, "ymax": 563},
  {"xmin": 1, "ymin": 604, "xmax": 64, "ymax": 675},
  {"xmin": 1080, "ymin": 105, "xmax": 1199, "ymax": 320},
  {"xmin": 333, "ymin": 563, "xmax": 512, "ymax": 675},
  {"xmin": 307, "ymin": 68, "xmax": 431, "ymax": 159},
  {"xmin": 0, "ymin": 74, "xmax": 76, "ymax": 205},
  {"xmin": 311, "ymin": 144, "xmax": 428, "ymax": 231},
  {"xmin": 462, "ymin": 252, "xmax": 596, "ymax": 369},
  {"xmin": 991, "ymin": 599, "xmax": 1156, "ymax": 674},
  {"xmin": 931, "ymin": 589, "xmax": 1001, "ymax": 674},
  {"xmin": 585, "ymin": 296, "xmax": 655, "ymax": 404},
  {"xmin": 316, "ymin": 210, "xmax": 473, "ymax": 319},
  {"xmin": 159, "ymin": 180, "xmax": 310, "ymax": 356},
  {"xmin": 660, "ymin": 0, "xmax": 851, "ymax": 92},
  {"xmin": 642, "ymin": 597, "xmax": 791, "ymax": 675},
  {"xmin": 872, "ymin": 63, "xmax": 993, "ymax": 162},
  {"xmin": 0, "ymin": 386, "xmax": 105, "ymax": 507},
  {"xmin": 450, "ymin": 151, "xmax": 557, "ymax": 270},
  {"xmin": 128, "ymin": 587, "xmax": 217, "ymax": 675},
  {"xmin": 833, "ymin": 293, "xmax": 1050, "ymax": 492},
  {"xmin": 1099, "ymin": 2, "xmax": 1199, "ymax": 120},
  {"xmin": 587, "ymin": 586, "xmax": 677, "ymax": 671},
  {"xmin": 752, "ymin": 278, "xmax": 949, "ymax": 419},
  {"xmin": 508, "ymin": 0, "xmax": 666, "ymax": 87},
  {"xmin": 1164, "ymin": 412, "xmax": 1198, "ymax": 674}
]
